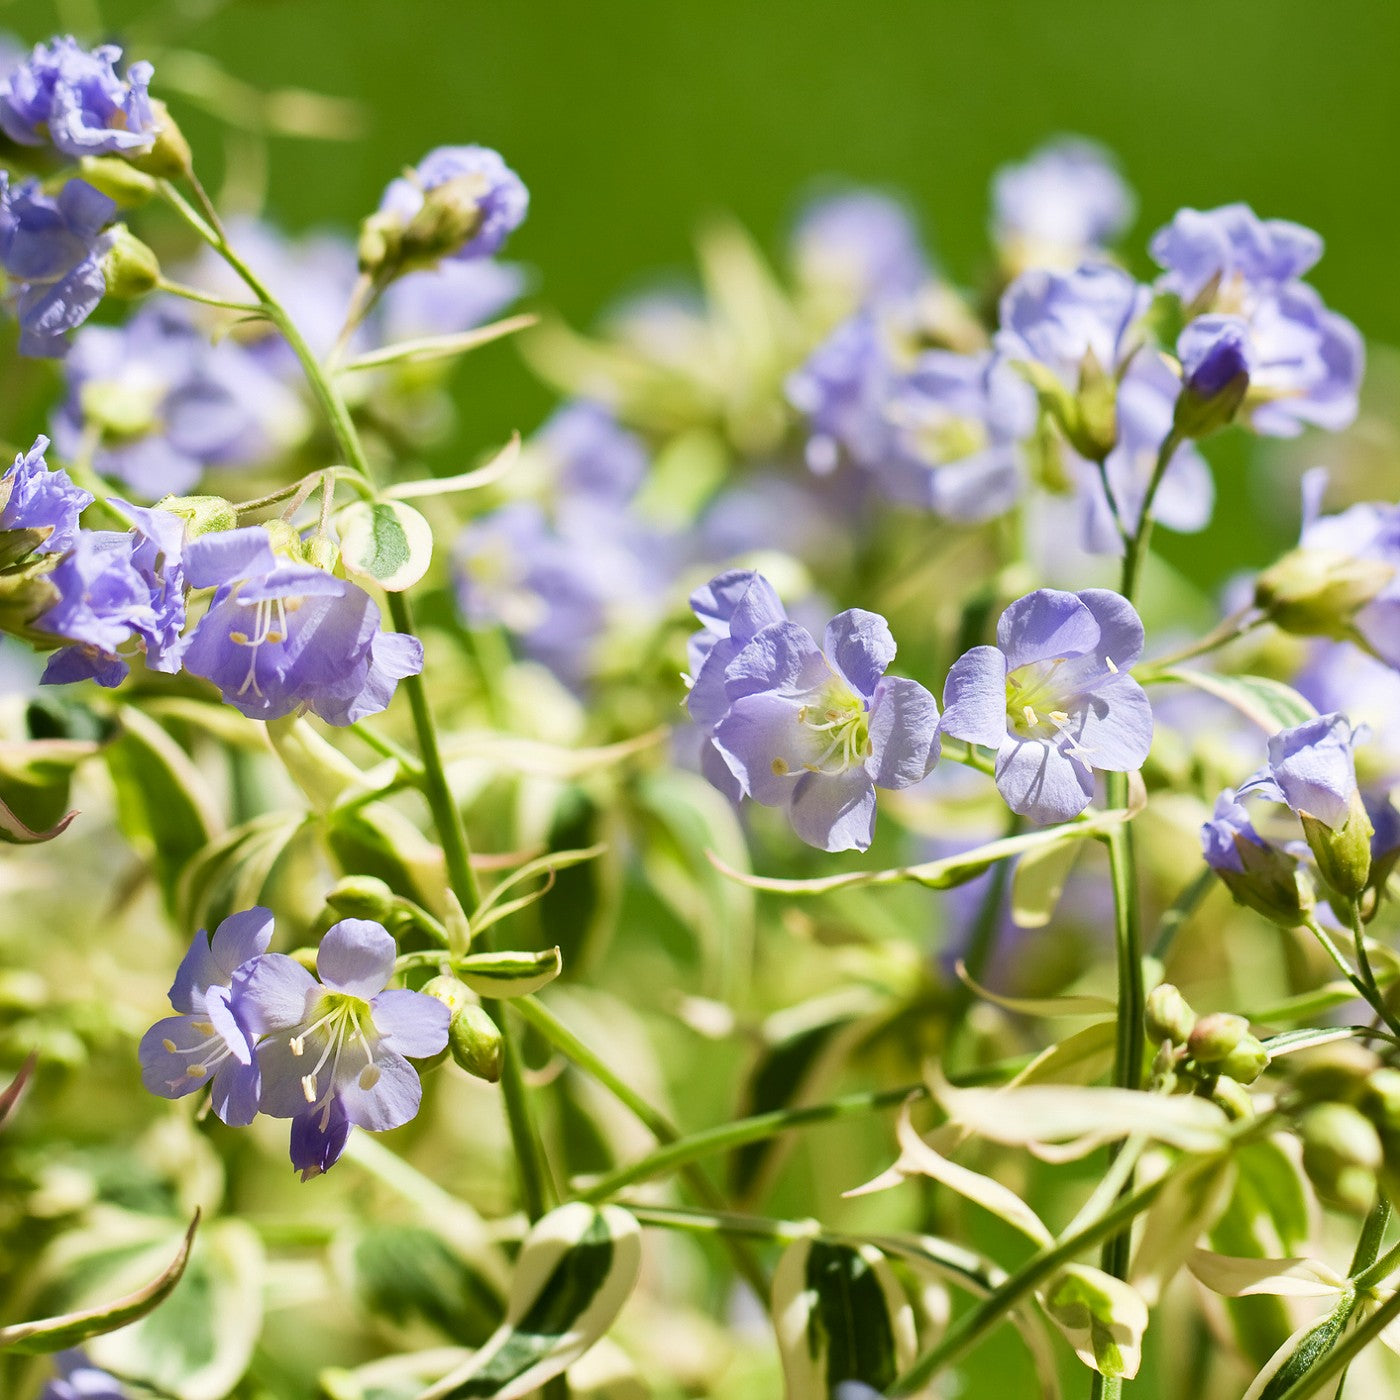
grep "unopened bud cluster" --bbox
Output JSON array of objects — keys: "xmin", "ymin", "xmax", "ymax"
[{"xmin": 1145, "ymin": 984, "xmax": 1269, "ymax": 1120}]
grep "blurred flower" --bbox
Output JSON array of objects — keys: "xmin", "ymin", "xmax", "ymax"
[
  {"xmin": 137, "ymin": 907, "xmax": 272, "ymax": 1127},
  {"xmin": 790, "ymin": 188, "xmax": 929, "ymax": 313},
  {"xmin": 939, "ymin": 588, "xmax": 1153, "ymax": 823},
  {"xmin": 235, "ymin": 918, "xmax": 449, "ymax": 1180},
  {"xmin": 1151, "ymin": 204, "xmax": 1363, "ymax": 436},
  {"xmin": 1238, "ymin": 713, "xmax": 1361, "ymax": 830},
  {"xmin": 378, "ymin": 256, "xmax": 527, "ymax": 342},
  {"xmin": 0, "ymin": 174, "xmax": 115, "ymax": 358},
  {"xmin": 710, "ymin": 604, "xmax": 941, "ymax": 851},
  {"xmin": 0, "ymin": 434, "xmax": 91, "ymax": 554},
  {"xmin": 991, "ymin": 137, "xmax": 1135, "ymax": 272},
  {"xmin": 538, "ymin": 399, "xmax": 649, "ymax": 504},
  {"xmin": 181, "ymin": 526, "xmax": 423, "ymax": 724},
  {"xmin": 52, "ymin": 301, "xmax": 307, "ymax": 497},
  {"xmin": 0, "ymin": 37, "xmax": 155, "ymax": 157},
  {"xmin": 40, "ymin": 1350, "xmax": 129, "ymax": 1400}
]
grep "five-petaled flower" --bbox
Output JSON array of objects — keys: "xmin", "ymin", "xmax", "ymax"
[
  {"xmin": 939, "ymin": 587, "xmax": 1154, "ymax": 824},
  {"xmin": 0, "ymin": 434, "xmax": 91, "ymax": 554},
  {"xmin": 234, "ymin": 919, "xmax": 449, "ymax": 1179}
]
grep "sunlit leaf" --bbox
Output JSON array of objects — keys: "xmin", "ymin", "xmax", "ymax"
[
  {"xmin": 1150, "ymin": 669, "xmax": 1318, "ymax": 734},
  {"xmin": 1041, "ymin": 1265, "xmax": 1148, "ymax": 1380},
  {"xmin": 338, "ymin": 499, "xmax": 434, "ymax": 592},
  {"xmin": 1188, "ymin": 1250, "xmax": 1346, "ymax": 1299}
]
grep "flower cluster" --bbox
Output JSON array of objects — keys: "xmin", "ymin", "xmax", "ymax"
[{"xmin": 140, "ymin": 910, "xmax": 449, "ymax": 1178}]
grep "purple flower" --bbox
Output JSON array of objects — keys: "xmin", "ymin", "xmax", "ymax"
[
  {"xmin": 181, "ymin": 527, "xmax": 423, "ymax": 725},
  {"xmin": 234, "ymin": 919, "xmax": 449, "ymax": 1179},
  {"xmin": 1201, "ymin": 789, "xmax": 1268, "ymax": 875},
  {"xmin": 0, "ymin": 174, "xmax": 115, "ymax": 358},
  {"xmin": 1179, "ymin": 315, "xmax": 1252, "ymax": 399},
  {"xmin": 379, "ymin": 145, "xmax": 528, "ymax": 261},
  {"xmin": 1238, "ymin": 713, "xmax": 1360, "ymax": 830},
  {"xmin": 939, "ymin": 588, "xmax": 1154, "ymax": 824},
  {"xmin": 877, "ymin": 350, "xmax": 1033, "ymax": 520},
  {"xmin": 710, "ymin": 607, "xmax": 941, "ymax": 851},
  {"xmin": 991, "ymin": 138, "xmax": 1135, "ymax": 269},
  {"xmin": 137, "ymin": 907, "xmax": 272, "ymax": 1127},
  {"xmin": 0, "ymin": 37, "xmax": 156, "ymax": 157},
  {"xmin": 0, "ymin": 434, "xmax": 91, "ymax": 554},
  {"xmin": 789, "ymin": 189, "xmax": 928, "ymax": 310},
  {"xmin": 538, "ymin": 400, "xmax": 649, "ymax": 505},
  {"xmin": 1073, "ymin": 355, "xmax": 1214, "ymax": 554},
  {"xmin": 40, "ymin": 1351, "xmax": 129, "ymax": 1400},
  {"xmin": 996, "ymin": 262, "xmax": 1150, "ymax": 390},
  {"xmin": 53, "ymin": 302, "xmax": 307, "ymax": 497},
  {"xmin": 1151, "ymin": 205, "xmax": 1363, "ymax": 437}
]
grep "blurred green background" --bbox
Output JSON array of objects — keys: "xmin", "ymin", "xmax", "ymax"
[{"xmin": 17, "ymin": 0, "xmax": 1400, "ymax": 579}]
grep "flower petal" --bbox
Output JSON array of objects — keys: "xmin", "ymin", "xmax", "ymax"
[
  {"xmin": 138, "ymin": 1015, "xmax": 218, "ymax": 1101},
  {"xmin": 339, "ymin": 1048, "xmax": 422, "ymax": 1132},
  {"xmin": 373, "ymin": 989, "xmax": 450, "ymax": 1059},
  {"xmin": 290, "ymin": 1099, "xmax": 352, "ymax": 1180},
  {"xmin": 168, "ymin": 929, "xmax": 219, "ymax": 1016},
  {"xmin": 995, "ymin": 737, "xmax": 1095, "ymax": 824},
  {"xmin": 182, "ymin": 526, "xmax": 277, "ymax": 589},
  {"xmin": 724, "ymin": 621, "xmax": 829, "ymax": 700},
  {"xmin": 788, "ymin": 769, "xmax": 877, "ymax": 852},
  {"xmin": 1076, "ymin": 589, "xmax": 1145, "ymax": 670},
  {"xmin": 1067, "ymin": 676, "xmax": 1155, "ymax": 772},
  {"xmin": 824, "ymin": 609, "xmax": 895, "ymax": 697},
  {"xmin": 210, "ymin": 1060, "xmax": 261, "ymax": 1128},
  {"xmin": 940, "ymin": 646, "xmax": 1009, "ymax": 748},
  {"xmin": 713, "ymin": 692, "xmax": 823, "ymax": 805},
  {"xmin": 316, "ymin": 919, "xmax": 396, "ymax": 998},
  {"xmin": 867, "ymin": 675, "xmax": 941, "ymax": 789},
  {"xmin": 208, "ymin": 906, "xmax": 275, "ymax": 981},
  {"xmin": 234, "ymin": 954, "xmax": 318, "ymax": 1036},
  {"xmin": 996, "ymin": 588, "xmax": 1099, "ymax": 670}
]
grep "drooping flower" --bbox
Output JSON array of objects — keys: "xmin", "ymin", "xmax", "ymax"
[
  {"xmin": 40, "ymin": 1350, "xmax": 129, "ymax": 1400},
  {"xmin": 0, "ymin": 37, "xmax": 156, "ymax": 157},
  {"xmin": 180, "ymin": 527, "xmax": 423, "ymax": 724},
  {"xmin": 234, "ymin": 918, "xmax": 450, "ymax": 1179},
  {"xmin": 990, "ymin": 137, "xmax": 1135, "ymax": 272},
  {"xmin": 0, "ymin": 174, "xmax": 115, "ymax": 358},
  {"xmin": 377, "ymin": 144, "xmax": 529, "ymax": 263},
  {"xmin": 710, "ymin": 607, "xmax": 941, "ymax": 851},
  {"xmin": 0, "ymin": 435, "xmax": 91, "ymax": 554},
  {"xmin": 1238, "ymin": 713, "xmax": 1361, "ymax": 831},
  {"xmin": 790, "ymin": 189, "xmax": 929, "ymax": 313},
  {"xmin": 939, "ymin": 588, "xmax": 1153, "ymax": 824},
  {"xmin": 1201, "ymin": 789, "xmax": 1269, "ymax": 875},
  {"xmin": 1200, "ymin": 787, "xmax": 1310, "ymax": 926},
  {"xmin": 1151, "ymin": 204, "xmax": 1363, "ymax": 437},
  {"xmin": 52, "ymin": 301, "xmax": 307, "ymax": 497},
  {"xmin": 137, "ymin": 907, "xmax": 272, "ymax": 1127}
]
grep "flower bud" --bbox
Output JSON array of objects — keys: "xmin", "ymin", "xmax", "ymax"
[
  {"xmin": 357, "ymin": 210, "xmax": 402, "ymax": 276},
  {"xmin": 127, "ymin": 100, "xmax": 193, "ymax": 179},
  {"xmin": 1218, "ymin": 1035, "xmax": 1270, "ymax": 1086},
  {"xmin": 1254, "ymin": 547, "xmax": 1395, "ymax": 641},
  {"xmin": 100, "ymin": 225, "xmax": 160, "ymax": 299},
  {"xmin": 1288, "ymin": 1041, "xmax": 1380, "ymax": 1107},
  {"xmin": 449, "ymin": 1001, "xmax": 504, "ymax": 1083},
  {"xmin": 1364, "ymin": 1068, "xmax": 1400, "ymax": 1128},
  {"xmin": 302, "ymin": 536, "xmax": 340, "ymax": 573},
  {"xmin": 1208, "ymin": 1074, "xmax": 1255, "ymax": 1121},
  {"xmin": 1298, "ymin": 1102, "xmax": 1382, "ymax": 1212},
  {"xmin": 1215, "ymin": 832, "xmax": 1315, "ymax": 928},
  {"xmin": 324, "ymin": 874, "xmax": 398, "ymax": 922},
  {"xmin": 77, "ymin": 155, "xmax": 158, "ymax": 208},
  {"xmin": 156, "ymin": 494, "xmax": 237, "ymax": 538},
  {"xmin": 397, "ymin": 174, "xmax": 489, "ymax": 273},
  {"xmin": 1145, "ymin": 983, "xmax": 1196, "ymax": 1046},
  {"xmin": 1187, "ymin": 1012, "xmax": 1250, "ymax": 1067},
  {"xmin": 1173, "ymin": 317, "xmax": 1250, "ymax": 440},
  {"xmin": 1301, "ymin": 789, "xmax": 1374, "ymax": 901},
  {"xmin": 1070, "ymin": 347, "xmax": 1119, "ymax": 460}
]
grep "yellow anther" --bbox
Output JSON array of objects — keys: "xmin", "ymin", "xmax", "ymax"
[
  {"xmin": 1023, "ymin": 705, "xmax": 1038, "ymax": 730},
  {"xmin": 191, "ymin": 1021, "xmax": 214, "ymax": 1035},
  {"xmin": 301, "ymin": 1073, "xmax": 317, "ymax": 1103},
  {"xmin": 358, "ymin": 1065, "xmax": 381, "ymax": 1090},
  {"xmin": 1049, "ymin": 709, "xmax": 1070, "ymax": 725},
  {"xmin": 229, "ymin": 631, "xmax": 249, "ymax": 645},
  {"xmin": 771, "ymin": 757, "xmax": 789, "ymax": 776},
  {"xmin": 184, "ymin": 1064, "xmax": 207, "ymax": 1079},
  {"xmin": 162, "ymin": 1038, "xmax": 177, "ymax": 1053}
]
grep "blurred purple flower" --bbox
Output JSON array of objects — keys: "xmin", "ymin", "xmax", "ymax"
[
  {"xmin": 380, "ymin": 144, "xmax": 528, "ymax": 261},
  {"xmin": 40, "ymin": 1350, "xmax": 129, "ymax": 1400},
  {"xmin": 790, "ymin": 189, "xmax": 928, "ymax": 309},
  {"xmin": 138, "ymin": 907, "xmax": 272, "ymax": 1127},
  {"xmin": 0, "ymin": 434, "xmax": 91, "ymax": 553},
  {"xmin": 539, "ymin": 399, "xmax": 649, "ymax": 504},
  {"xmin": 234, "ymin": 918, "xmax": 449, "ymax": 1179},
  {"xmin": 379, "ymin": 257, "xmax": 527, "ymax": 342},
  {"xmin": 939, "ymin": 588, "xmax": 1153, "ymax": 823},
  {"xmin": 0, "ymin": 37, "xmax": 155, "ymax": 157}
]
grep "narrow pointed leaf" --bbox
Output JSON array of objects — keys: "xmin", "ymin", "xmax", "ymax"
[
  {"xmin": 454, "ymin": 948, "xmax": 563, "ymax": 999},
  {"xmin": 1151, "ymin": 669, "xmax": 1318, "ymax": 734},
  {"xmin": 0, "ymin": 1052, "xmax": 37, "ymax": 1130},
  {"xmin": 1188, "ymin": 1251, "xmax": 1347, "ymax": 1299}
]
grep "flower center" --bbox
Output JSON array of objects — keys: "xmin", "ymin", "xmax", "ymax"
[
  {"xmin": 793, "ymin": 680, "xmax": 871, "ymax": 776},
  {"xmin": 288, "ymin": 991, "xmax": 380, "ymax": 1126},
  {"xmin": 227, "ymin": 594, "xmax": 301, "ymax": 697},
  {"xmin": 910, "ymin": 411, "xmax": 989, "ymax": 466},
  {"xmin": 160, "ymin": 1017, "xmax": 231, "ymax": 1091},
  {"xmin": 1005, "ymin": 658, "xmax": 1076, "ymax": 741}
]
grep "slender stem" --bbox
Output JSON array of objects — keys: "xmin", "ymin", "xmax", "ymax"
[
  {"xmin": 948, "ymin": 814, "xmax": 1021, "ymax": 1034},
  {"xmin": 1141, "ymin": 607, "xmax": 1264, "ymax": 673},
  {"xmin": 1302, "ymin": 916, "xmax": 1386, "ymax": 1025},
  {"xmin": 940, "ymin": 738, "xmax": 997, "ymax": 778},
  {"xmin": 187, "ymin": 168, "xmax": 229, "ymax": 244},
  {"xmin": 513, "ymin": 995, "xmax": 769, "ymax": 1296},
  {"xmin": 1150, "ymin": 865, "xmax": 1216, "ymax": 962},
  {"xmin": 1119, "ymin": 428, "xmax": 1183, "ymax": 603},
  {"xmin": 349, "ymin": 720, "xmax": 424, "ymax": 776},
  {"xmin": 1348, "ymin": 902, "xmax": 1400, "ymax": 1040},
  {"xmin": 1272, "ymin": 1287, "xmax": 1400, "ymax": 1400},
  {"xmin": 155, "ymin": 277, "xmax": 261, "ymax": 313},
  {"xmin": 579, "ymin": 1083, "xmax": 924, "ymax": 1204}
]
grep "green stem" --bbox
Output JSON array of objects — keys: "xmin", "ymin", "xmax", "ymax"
[
  {"xmin": 1272, "ymin": 1288, "xmax": 1400, "ymax": 1400},
  {"xmin": 1119, "ymin": 428, "xmax": 1183, "ymax": 603},
  {"xmin": 1138, "ymin": 607, "xmax": 1264, "ymax": 674},
  {"xmin": 948, "ymin": 813, "xmax": 1021, "ymax": 1035},
  {"xmin": 1150, "ymin": 865, "xmax": 1216, "ymax": 962},
  {"xmin": 1302, "ymin": 915, "xmax": 1388, "ymax": 1028},
  {"xmin": 513, "ymin": 995, "xmax": 769, "ymax": 1297},
  {"xmin": 1349, "ymin": 902, "xmax": 1400, "ymax": 1040},
  {"xmin": 155, "ymin": 276, "xmax": 261, "ymax": 313},
  {"xmin": 940, "ymin": 738, "xmax": 997, "ymax": 778},
  {"xmin": 579, "ymin": 1083, "xmax": 923, "ymax": 1204}
]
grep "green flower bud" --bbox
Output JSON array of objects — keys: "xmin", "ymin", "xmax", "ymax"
[
  {"xmin": 100, "ymin": 225, "xmax": 160, "ymax": 300},
  {"xmin": 324, "ymin": 874, "xmax": 397, "ymax": 922},
  {"xmin": 420, "ymin": 974, "xmax": 472, "ymax": 1017},
  {"xmin": 1187, "ymin": 1012, "xmax": 1251, "ymax": 1067},
  {"xmin": 1208, "ymin": 1074, "xmax": 1255, "ymax": 1121},
  {"xmin": 1299, "ymin": 1102, "xmax": 1382, "ymax": 1212},
  {"xmin": 449, "ymin": 1002, "xmax": 504, "ymax": 1083},
  {"xmin": 1255, "ymin": 547, "xmax": 1395, "ymax": 642},
  {"xmin": 127, "ymin": 101, "xmax": 193, "ymax": 179},
  {"xmin": 397, "ymin": 175, "xmax": 488, "ymax": 273},
  {"xmin": 1071, "ymin": 346, "xmax": 1119, "ymax": 461},
  {"xmin": 1301, "ymin": 790, "xmax": 1374, "ymax": 901},
  {"xmin": 77, "ymin": 155, "xmax": 158, "ymax": 208},
  {"xmin": 264, "ymin": 520, "xmax": 305, "ymax": 559},
  {"xmin": 302, "ymin": 536, "xmax": 339, "ymax": 573},
  {"xmin": 1145, "ymin": 983, "xmax": 1197, "ymax": 1046},
  {"xmin": 1288, "ymin": 1042, "xmax": 1381, "ymax": 1107},
  {"xmin": 1216, "ymin": 832, "xmax": 1315, "ymax": 928},
  {"xmin": 1218, "ymin": 1035, "xmax": 1270, "ymax": 1087},
  {"xmin": 156, "ymin": 494, "xmax": 238, "ymax": 538},
  {"xmin": 1365, "ymin": 1068, "xmax": 1400, "ymax": 1128},
  {"xmin": 357, "ymin": 210, "xmax": 401, "ymax": 275}
]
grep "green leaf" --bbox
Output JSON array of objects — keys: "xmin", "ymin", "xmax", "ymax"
[
  {"xmin": 1130, "ymin": 1159, "xmax": 1237, "ymax": 1305},
  {"xmin": 176, "ymin": 810, "xmax": 307, "ymax": 932},
  {"xmin": 454, "ymin": 948, "xmax": 563, "ymax": 999},
  {"xmin": 338, "ymin": 499, "xmax": 434, "ymax": 591},
  {"xmin": 772, "ymin": 1237, "xmax": 915, "ymax": 1399},
  {"xmin": 88, "ymin": 1218, "xmax": 264, "ymax": 1400},
  {"xmin": 1188, "ymin": 1250, "xmax": 1346, "ymax": 1299},
  {"xmin": 385, "ymin": 433, "xmax": 521, "ymax": 500},
  {"xmin": 709, "ymin": 805, "xmax": 1133, "ymax": 895},
  {"xmin": 419, "ymin": 1203, "xmax": 642, "ymax": 1400},
  {"xmin": 0, "ymin": 1211, "xmax": 199, "ymax": 1353},
  {"xmin": 0, "ymin": 736, "xmax": 98, "ymax": 843},
  {"xmin": 342, "ymin": 316, "xmax": 538, "ymax": 374},
  {"xmin": 105, "ymin": 706, "xmax": 221, "ymax": 914},
  {"xmin": 1242, "ymin": 1300, "xmax": 1354, "ymax": 1400},
  {"xmin": 1150, "ymin": 669, "xmax": 1318, "ymax": 734},
  {"xmin": 0, "ymin": 789, "xmax": 77, "ymax": 844},
  {"xmin": 954, "ymin": 961, "xmax": 1116, "ymax": 1018},
  {"xmin": 1042, "ymin": 1265, "xmax": 1148, "ymax": 1380},
  {"xmin": 1011, "ymin": 836, "xmax": 1084, "ymax": 929}
]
